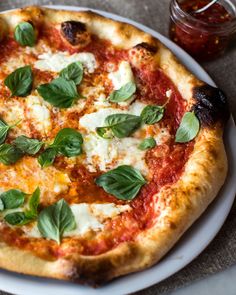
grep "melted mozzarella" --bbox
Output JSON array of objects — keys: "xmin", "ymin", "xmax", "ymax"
[
  {"xmin": 83, "ymin": 134, "xmax": 148, "ymax": 174},
  {"xmin": 79, "ymin": 101, "xmax": 146, "ymax": 132},
  {"xmin": 83, "ymin": 135, "xmax": 149, "ymax": 174},
  {"xmin": 166, "ymin": 89, "xmax": 172, "ymax": 98},
  {"xmin": 83, "ymin": 134, "xmax": 118, "ymax": 172},
  {"xmin": 154, "ymin": 128, "xmax": 170, "ymax": 145},
  {"xmin": 25, "ymin": 95, "xmax": 51, "ymax": 136},
  {"xmin": 66, "ymin": 203, "xmax": 131, "ymax": 236},
  {"xmin": 65, "ymin": 204, "xmax": 103, "ymax": 236},
  {"xmin": 1, "ymin": 55, "xmax": 27, "ymax": 73},
  {"xmin": 128, "ymin": 101, "xmax": 147, "ymax": 116},
  {"xmin": 93, "ymin": 93, "xmax": 111, "ymax": 108},
  {"xmin": 108, "ymin": 61, "xmax": 134, "ymax": 90},
  {"xmin": 0, "ymin": 101, "xmax": 24, "ymax": 125},
  {"xmin": 108, "ymin": 61, "xmax": 135, "ymax": 106},
  {"xmin": 79, "ymin": 101, "xmax": 171, "ymax": 175},
  {"xmin": 80, "ymin": 108, "xmax": 120, "ymax": 132},
  {"xmin": 115, "ymin": 138, "xmax": 148, "ymax": 173},
  {"xmin": 22, "ymin": 203, "xmax": 130, "ymax": 238},
  {"xmin": 23, "ymin": 223, "xmax": 42, "ymax": 238},
  {"xmin": 91, "ymin": 203, "xmax": 130, "ymax": 219},
  {"xmin": 79, "ymin": 101, "xmax": 150, "ymax": 174},
  {"xmin": 34, "ymin": 51, "xmax": 97, "ymax": 73},
  {"xmin": 0, "ymin": 100, "xmax": 29, "ymax": 137}
]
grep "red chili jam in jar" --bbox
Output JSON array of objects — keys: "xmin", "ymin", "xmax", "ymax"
[{"xmin": 169, "ymin": 0, "xmax": 236, "ymax": 61}]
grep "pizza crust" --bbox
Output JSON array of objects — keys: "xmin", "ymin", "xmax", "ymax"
[{"xmin": 0, "ymin": 6, "xmax": 228, "ymax": 285}]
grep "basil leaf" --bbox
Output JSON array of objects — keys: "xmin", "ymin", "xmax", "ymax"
[
  {"xmin": 109, "ymin": 82, "xmax": 136, "ymax": 103},
  {"xmin": 38, "ymin": 199, "xmax": 76, "ymax": 244},
  {"xmin": 0, "ymin": 119, "xmax": 10, "ymax": 144},
  {"xmin": 52, "ymin": 128, "xmax": 83, "ymax": 157},
  {"xmin": 3, "ymin": 188, "xmax": 40, "ymax": 225},
  {"xmin": 14, "ymin": 22, "xmax": 36, "ymax": 47},
  {"xmin": 141, "ymin": 105, "xmax": 164, "ymax": 125},
  {"xmin": 0, "ymin": 144, "xmax": 23, "ymax": 165},
  {"xmin": 37, "ymin": 77, "xmax": 79, "ymax": 108},
  {"xmin": 25, "ymin": 187, "xmax": 40, "ymax": 219},
  {"xmin": 95, "ymin": 165, "xmax": 146, "ymax": 200},
  {"xmin": 60, "ymin": 62, "xmax": 83, "ymax": 85},
  {"xmin": 13, "ymin": 135, "xmax": 43, "ymax": 155},
  {"xmin": 4, "ymin": 66, "xmax": 33, "ymax": 97},
  {"xmin": 0, "ymin": 119, "xmax": 21, "ymax": 144},
  {"xmin": 0, "ymin": 199, "xmax": 4, "ymax": 211},
  {"xmin": 96, "ymin": 127, "xmax": 114, "ymax": 139},
  {"xmin": 138, "ymin": 137, "xmax": 156, "ymax": 150},
  {"xmin": 4, "ymin": 212, "xmax": 30, "ymax": 225},
  {"xmin": 0, "ymin": 189, "xmax": 25, "ymax": 210},
  {"xmin": 38, "ymin": 129, "xmax": 83, "ymax": 168},
  {"xmin": 38, "ymin": 148, "xmax": 57, "ymax": 168},
  {"xmin": 100, "ymin": 114, "xmax": 141, "ymax": 138},
  {"xmin": 175, "ymin": 112, "xmax": 200, "ymax": 143}
]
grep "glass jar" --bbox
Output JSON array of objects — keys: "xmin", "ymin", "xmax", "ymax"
[{"xmin": 169, "ymin": 0, "xmax": 236, "ymax": 61}]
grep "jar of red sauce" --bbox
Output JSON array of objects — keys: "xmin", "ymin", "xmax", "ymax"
[{"xmin": 169, "ymin": 0, "xmax": 236, "ymax": 61}]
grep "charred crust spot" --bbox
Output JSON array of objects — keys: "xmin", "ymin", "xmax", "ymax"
[
  {"xmin": 60, "ymin": 21, "xmax": 91, "ymax": 47},
  {"xmin": 209, "ymin": 147, "xmax": 218, "ymax": 160},
  {"xmin": 195, "ymin": 186, "xmax": 201, "ymax": 192},
  {"xmin": 0, "ymin": 18, "xmax": 8, "ymax": 42},
  {"xmin": 191, "ymin": 85, "xmax": 229, "ymax": 127},
  {"xmin": 169, "ymin": 221, "xmax": 177, "ymax": 229},
  {"xmin": 129, "ymin": 42, "xmax": 158, "ymax": 65},
  {"xmin": 133, "ymin": 42, "xmax": 157, "ymax": 54}
]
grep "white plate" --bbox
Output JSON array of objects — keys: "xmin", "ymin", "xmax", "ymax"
[{"xmin": 0, "ymin": 6, "xmax": 236, "ymax": 295}]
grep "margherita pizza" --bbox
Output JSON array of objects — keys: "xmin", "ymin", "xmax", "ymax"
[{"xmin": 0, "ymin": 6, "xmax": 229, "ymax": 285}]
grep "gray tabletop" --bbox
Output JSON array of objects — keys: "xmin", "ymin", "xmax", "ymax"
[{"xmin": 0, "ymin": 1, "xmax": 236, "ymax": 295}]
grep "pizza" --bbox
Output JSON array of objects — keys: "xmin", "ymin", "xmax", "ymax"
[{"xmin": 0, "ymin": 6, "xmax": 229, "ymax": 286}]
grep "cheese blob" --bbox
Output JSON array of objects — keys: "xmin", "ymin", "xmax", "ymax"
[{"xmin": 35, "ymin": 51, "xmax": 97, "ymax": 73}]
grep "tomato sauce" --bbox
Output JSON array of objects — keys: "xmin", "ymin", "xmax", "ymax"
[
  {"xmin": 41, "ymin": 26, "xmax": 127, "ymax": 71},
  {"xmin": 0, "ymin": 37, "xmax": 19, "ymax": 64},
  {"xmin": 134, "ymin": 66, "xmax": 186, "ymax": 129},
  {"xmin": 83, "ymin": 36, "xmax": 128, "ymax": 71},
  {"xmin": 0, "ymin": 27, "xmax": 194, "ymax": 258}
]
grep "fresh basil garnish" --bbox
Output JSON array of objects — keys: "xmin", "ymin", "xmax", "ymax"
[
  {"xmin": 175, "ymin": 112, "xmax": 200, "ymax": 143},
  {"xmin": 0, "ymin": 199, "xmax": 4, "ymax": 211},
  {"xmin": 4, "ymin": 187, "xmax": 40, "ymax": 225},
  {"xmin": 51, "ymin": 128, "xmax": 83, "ymax": 157},
  {"xmin": 0, "ymin": 189, "xmax": 25, "ymax": 210},
  {"xmin": 106, "ymin": 114, "xmax": 141, "ymax": 138},
  {"xmin": 60, "ymin": 62, "xmax": 83, "ymax": 85},
  {"xmin": 141, "ymin": 105, "xmax": 164, "ymax": 125},
  {"xmin": 13, "ymin": 135, "xmax": 44, "ymax": 155},
  {"xmin": 96, "ymin": 114, "xmax": 141, "ymax": 139},
  {"xmin": 38, "ymin": 148, "xmax": 57, "ymax": 168},
  {"xmin": 38, "ymin": 128, "xmax": 83, "ymax": 168},
  {"xmin": 96, "ymin": 127, "xmax": 113, "ymax": 139},
  {"xmin": 37, "ymin": 77, "xmax": 80, "ymax": 108},
  {"xmin": 0, "ymin": 144, "xmax": 23, "ymax": 165},
  {"xmin": 0, "ymin": 120, "xmax": 11, "ymax": 144},
  {"xmin": 109, "ymin": 82, "xmax": 136, "ymax": 103},
  {"xmin": 138, "ymin": 137, "xmax": 156, "ymax": 150},
  {"xmin": 4, "ymin": 66, "xmax": 33, "ymax": 97},
  {"xmin": 0, "ymin": 119, "xmax": 21, "ymax": 144},
  {"xmin": 95, "ymin": 165, "xmax": 146, "ymax": 200},
  {"xmin": 38, "ymin": 199, "xmax": 76, "ymax": 244},
  {"xmin": 25, "ymin": 187, "xmax": 40, "ymax": 219},
  {"xmin": 14, "ymin": 22, "xmax": 36, "ymax": 47},
  {"xmin": 4, "ymin": 212, "xmax": 29, "ymax": 226}
]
